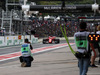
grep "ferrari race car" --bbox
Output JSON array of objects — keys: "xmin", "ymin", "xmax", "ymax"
[{"xmin": 43, "ymin": 36, "xmax": 60, "ymax": 44}]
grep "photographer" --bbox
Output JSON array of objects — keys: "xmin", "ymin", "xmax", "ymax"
[{"xmin": 74, "ymin": 21, "xmax": 91, "ymax": 75}]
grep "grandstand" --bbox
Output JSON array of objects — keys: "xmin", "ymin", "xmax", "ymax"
[{"xmin": 0, "ymin": 0, "xmax": 100, "ymax": 37}]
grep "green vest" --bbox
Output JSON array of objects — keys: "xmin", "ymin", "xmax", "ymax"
[
  {"xmin": 75, "ymin": 36, "xmax": 88, "ymax": 50},
  {"xmin": 21, "ymin": 43, "xmax": 32, "ymax": 56}
]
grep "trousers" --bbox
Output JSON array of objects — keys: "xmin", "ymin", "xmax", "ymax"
[
  {"xmin": 19, "ymin": 56, "xmax": 33, "ymax": 67},
  {"xmin": 22, "ymin": 57, "xmax": 31, "ymax": 67},
  {"xmin": 78, "ymin": 58, "xmax": 90, "ymax": 75}
]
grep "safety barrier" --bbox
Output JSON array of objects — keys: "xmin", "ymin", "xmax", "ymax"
[{"xmin": 0, "ymin": 35, "xmax": 38, "ymax": 47}]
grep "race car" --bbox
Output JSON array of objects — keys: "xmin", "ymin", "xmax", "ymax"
[{"xmin": 43, "ymin": 36, "xmax": 60, "ymax": 44}]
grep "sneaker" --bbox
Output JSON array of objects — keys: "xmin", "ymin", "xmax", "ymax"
[
  {"xmin": 21, "ymin": 62, "xmax": 26, "ymax": 67},
  {"xmin": 90, "ymin": 64, "xmax": 98, "ymax": 68}
]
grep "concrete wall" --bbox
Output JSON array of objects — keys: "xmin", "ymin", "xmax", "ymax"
[{"xmin": 0, "ymin": 35, "xmax": 38, "ymax": 47}]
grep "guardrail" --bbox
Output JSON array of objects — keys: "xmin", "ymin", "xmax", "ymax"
[{"xmin": 0, "ymin": 35, "xmax": 38, "ymax": 47}]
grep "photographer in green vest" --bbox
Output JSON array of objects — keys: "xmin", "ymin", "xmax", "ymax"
[
  {"xmin": 74, "ymin": 21, "xmax": 91, "ymax": 75},
  {"xmin": 19, "ymin": 38, "xmax": 33, "ymax": 67}
]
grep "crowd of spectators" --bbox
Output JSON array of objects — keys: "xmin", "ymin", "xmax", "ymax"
[{"xmin": 29, "ymin": 18, "xmax": 79, "ymax": 38}]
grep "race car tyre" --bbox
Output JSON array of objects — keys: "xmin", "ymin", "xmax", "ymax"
[
  {"xmin": 55, "ymin": 39, "xmax": 60, "ymax": 44},
  {"xmin": 43, "ymin": 39, "xmax": 49, "ymax": 44},
  {"xmin": 43, "ymin": 39, "xmax": 46, "ymax": 44}
]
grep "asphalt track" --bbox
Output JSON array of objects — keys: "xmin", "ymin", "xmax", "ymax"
[
  {"xmin": 0, "ymin": 40, "xmax": 73, "ymax": 62},
  {"xmin": 0, "ymin": 40, "xmax": 100, "ymax": 75},
  {"xmin": 0, "ymin": 43, "xmax": 74, "ymax": 62}
]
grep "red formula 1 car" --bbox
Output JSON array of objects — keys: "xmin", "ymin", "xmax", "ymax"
[{"xmin": 43, "ymin": 36, "xmax": 60, "ymax": 44}]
